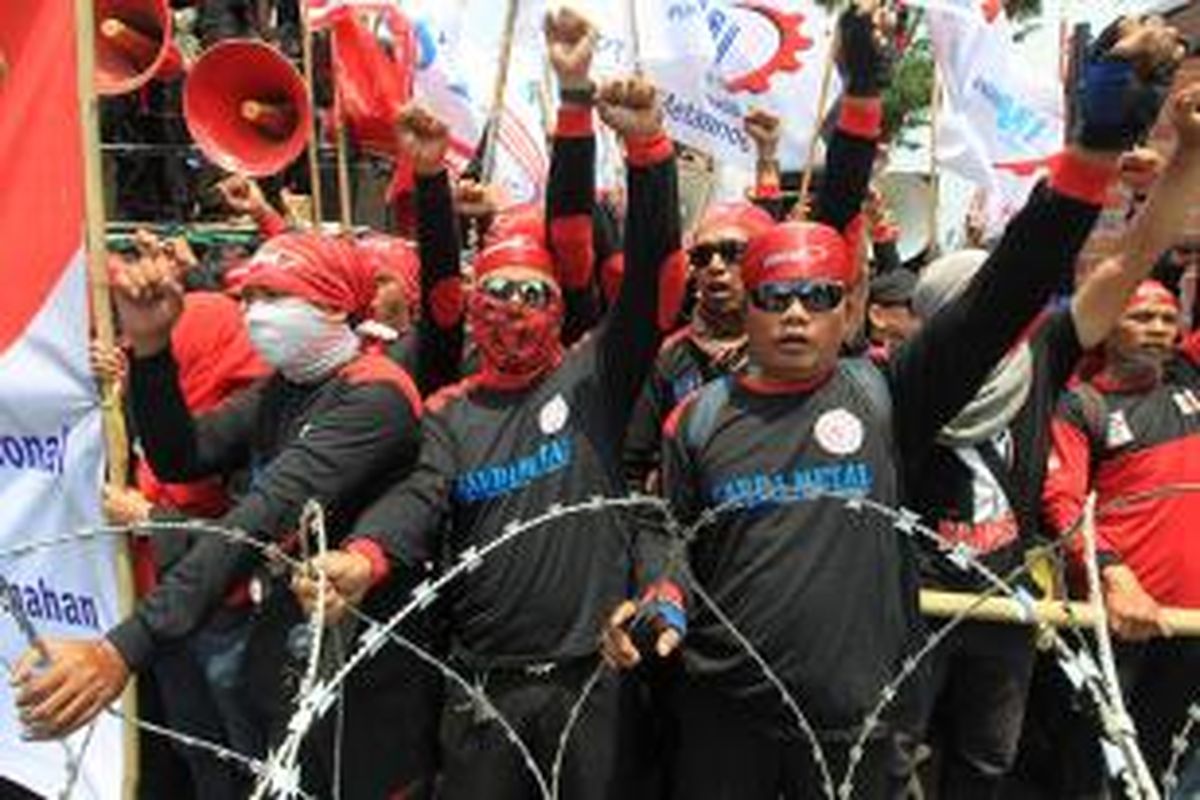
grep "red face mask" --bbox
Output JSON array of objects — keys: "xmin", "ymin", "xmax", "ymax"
[{"xmin": 467, "ymin": 290, "xmax": 564, "ymax": 388}]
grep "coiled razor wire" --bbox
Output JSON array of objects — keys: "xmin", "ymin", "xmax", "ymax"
[{"xmin": 1, "ymin": 486, "xmax": 1198, "ymax": 798}]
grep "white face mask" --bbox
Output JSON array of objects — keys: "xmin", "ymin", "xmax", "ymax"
[{"xmin": 244, "ymin": 297, "xmax": 359, "ymax": 384}]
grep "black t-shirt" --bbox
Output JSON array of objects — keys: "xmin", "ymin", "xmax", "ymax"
[
  {"xmin": 624, "ymin": 327, "xmax": 738, "ymax": 490},
  {"xmin": 356, "ymin": 141, "xmax": 682, "ymax": 668},
  {"xmin": 910, "ymin": 309, "xmax": 1082, "ymax": 590}
]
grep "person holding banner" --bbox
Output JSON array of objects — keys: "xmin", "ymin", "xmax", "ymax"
[
  {"xmin": 11, "ymin": 231, "xmax": 440, "ymax": 798},
  {"xmin": 293, "ymin": 21, "xmax": 682, "ymax": 800},
  {"xmin": 602, "ymin": 6, "xmax": 1189, "ymax": 800}
]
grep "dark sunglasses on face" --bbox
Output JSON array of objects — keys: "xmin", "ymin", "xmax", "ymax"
[
  {"xmin": 688, "ymin": 239, "xmax": 747, "ymax": 269},
  {"xmin": 478, "ymin": 275, "xmax": 556, "ymax": 309},
  {"xmin": 749, "ymin": 279, "xmax": 846, "ymax": 314}
]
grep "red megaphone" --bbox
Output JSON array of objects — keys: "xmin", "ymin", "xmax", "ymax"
[
  {"xmin": 95, "ymin": 0, "xmax": 184, "ymax": 95},
  {"xmin": 183, "ymin": 40, "xmax": 312, "ymax": 177}
]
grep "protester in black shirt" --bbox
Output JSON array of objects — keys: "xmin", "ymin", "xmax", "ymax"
[
  {"xmin": 624, "ymin": 201, "xmax": 775, "ymax": 491},
  {"xmin": 292, "ymin": 12, "xmax": 682, "ymax": 798},
  {"xmin": 14, "ymin": 231, "xmax": 437, "ymax": 797},
  {"xmin": 601, "ymin": 9, "xmax": 1187, "ymax": 800}
]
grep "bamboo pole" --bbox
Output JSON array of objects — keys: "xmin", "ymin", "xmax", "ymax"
[
  {"xmin": 73, "ymin": 1, "xmax": 138, "ymax": 796},
  {"xmin": 481, "ymin": 0, "xmax": 521, "ymax": 184},
  {"xmin": 926, "ymin": 63, "xmax": 941, "ymax": 252},
  {"xmin": 796, "ymin": 21, "xmax": 838, "ymax": 222},
  {"xmin": 628, "ymin": 0, "xmax": 643, "ymax": 74},
  {"xmin": 920, "ymin": 590, "xmax": 1200, "ymax": 636},
  {"xmin": 301, "ymin": 6, "xmax": 324, "ymax": 229},
  {"xmin": 333, "ymin": 77, "xmax": 354, "ymax": 231}
]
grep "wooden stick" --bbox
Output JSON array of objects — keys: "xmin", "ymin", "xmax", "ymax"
[
  {"xmin": 796, "ymin": 21, "xmax": 838, "ymax": 222},
  {"xmin": 333, "ymin": 77, "xmax": 354, "ymax": 230},
  {"xmin": 920, "ymin": 590, "xmax": 1200, "ymax": 636},
  {"xmin": 926, "ymin": 63, "xmax": 941, "ymax": 251},
  {"xmin": 75, "ymin": 1, "xmax": 139, "ymax": 796},
  {"xmin": 482, "ymin": 0, "xmax": 521, "ymax": 185},
  {"xmin": 301, "ymin": 6, "xmax": 324, "ymax": 229},
  {"xmin": 628, "ymin": 0, "xmax": 643, "ymax": 74}
]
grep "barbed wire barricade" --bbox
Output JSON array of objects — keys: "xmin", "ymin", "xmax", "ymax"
[{"xmin": 0, "ymin": 487, "xmax": 1197, "ymax": 798}]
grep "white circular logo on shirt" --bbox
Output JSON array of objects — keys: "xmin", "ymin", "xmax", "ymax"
[
  {"xmin": 814, "ymin": 408, "xmax": 864, "ymax": 455},
  {"xmin": 539, "ymin": 393, "xmax": 570, "ymax": 435}
]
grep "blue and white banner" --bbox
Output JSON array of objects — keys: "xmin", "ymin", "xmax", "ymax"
[{"xmin": 0, "ymin": 2, "xmax": 124, "ymax": 796}]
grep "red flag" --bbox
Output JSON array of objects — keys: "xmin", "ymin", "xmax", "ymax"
[
  {"xmin": 0, "ymin": 1, "xmax": 85, "ymax": 356},
  {"xmin": 331, "ymin": 9, "xmax": 416, "ymax": 193}
]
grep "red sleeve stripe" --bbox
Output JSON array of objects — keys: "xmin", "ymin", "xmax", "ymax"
[
  {"xmin": 625, "ymin": 132, "xmax": 674, "ymax": 168},
  {"xmin": 1049, "ymin": 151, "xmax": 1118, "ymax": 207},
  {"xmin": 549, "ymin": 216, "xmax": 595, "ymax": 290},
  {"xmin": 837, "ymin": 99, "xmax": 883, "ymax": 140},
  {"xmin": 556, "ymin": 105, "xmax": 594, "ymax": 139},
  {"xmin": 429, "ymin": 277, "xmax": 465, "ymax": 329},
  {"xmin": 346, "ymin": 537, "xmax": 391, "ymax": 586}
]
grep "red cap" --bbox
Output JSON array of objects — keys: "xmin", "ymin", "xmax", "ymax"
[
  {"xmin": 695, "ymin": 201, "xmax": 775, "ymax": 242},
  {"xmin": 356, "ymin": 234, "xmax": 420, "ymax": 310},
  {"xmin": 473, "ymin": 235, "xmax": 558, "ymax": 283},
  {"xmin": 740, "ymin": 222, "xmax": 853, "ymax": 289},
  {"xmin": 241, "ymin": 232, "xmax": 376, "ymax": 318}
]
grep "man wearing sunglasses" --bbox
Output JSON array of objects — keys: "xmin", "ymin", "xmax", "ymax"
[
  {"xmin": 624, "ymin": 201, "xmax": 775, "ymax": 492},
  {"xmin": 292, "ymin": 21, "xmax": 683, "ymax": 791},
  {"xmin": 602, "ymin": 9, "xmax": 1189, "ymax": 800}
]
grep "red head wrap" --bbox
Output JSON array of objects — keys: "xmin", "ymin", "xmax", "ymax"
[
  {"xmin": 694, "ymin": 201, "xmax": 775, "ymax": 242},
  {"xmin": 356, "ymin": 234, "xmax": 420, "ymax": 310},
  {"xmin": 740, "ymin": 222, "xmax": 854, "ymax": 289},
  {"xmin": 473, "ymin": 235, "xmax": 558, "ymax": 284},
  {"xmin": 1127, "ymin": 280, "xmax": 1180, "ymax": 312},
  {"xmin": 241, "ymin": 232, "xmax": 376, "ymax": 319}
]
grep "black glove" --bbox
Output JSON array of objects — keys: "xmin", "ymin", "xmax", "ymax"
[
  {"xmin": 1071, "ymin": 19, "xmax": 1187, "ymax": 151},
  {"xmin": 838, "ymin": 4, "xmax": 893, "ymax": 96}
]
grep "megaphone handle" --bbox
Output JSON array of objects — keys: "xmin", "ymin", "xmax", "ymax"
[
  {"xmin": 241, "ymin": 100, "xmax": 295, "ymax": 140},
  {"xmin": 100, "ymin": 18, "xmax": 161, "ymax": 67}
]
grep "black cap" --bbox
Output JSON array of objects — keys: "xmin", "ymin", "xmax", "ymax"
[{"xmin": 869, "ymin": 268, "xmax": 917, "ymax": 306}]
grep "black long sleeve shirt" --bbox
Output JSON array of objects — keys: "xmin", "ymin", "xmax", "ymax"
[
  {"xmin": 108, "ymin": 351, "xmax": 423, "ymax": 670},
  {"xmin": 354, "ymin": 136, "xmax": 682, "ymax": 668},
  {"xmin": 661, "ymin": 155, "xmax": 1107, "ymax": 733}
]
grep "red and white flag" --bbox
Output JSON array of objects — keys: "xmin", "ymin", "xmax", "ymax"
[
  {"xmin": 0, "ymin": 3, "xmax": 123, "ymax": 797},
  {"xmin": 307, "ymin": 0, "xmax": 400, "ymax": 29}
]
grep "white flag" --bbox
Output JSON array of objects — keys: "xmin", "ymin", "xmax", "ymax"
[{"xmin": 929, "ymin": 4, "xmax": 1064, "ymax": 235}]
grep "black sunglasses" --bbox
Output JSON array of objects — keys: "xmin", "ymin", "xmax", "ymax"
[
  {"xmin": 688, "ymin": 239, "xmax": 747, "ymax": 269},
  {"xmin": 478, "ymin": 275, "xmax": 556, "ymax": 309},
  {"xmin": 749, "ymin": 279, "xmax": 846, "ymax": 314}
]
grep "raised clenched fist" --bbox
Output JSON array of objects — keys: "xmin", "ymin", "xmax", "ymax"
[
  {"xmin": 544, "ymin": 6, "xmax": 596, "ymax": 91},
  {"xmin": 744, "ymin": 108, "xmax": 782, "ymax": 160},
  {"xmin": 110, "ymin": 251, "xmax": 184, "ymax": 357},
  {"xmin": 597, "ymin": 76, "xmax": 663, "ymax": 140},
  {"xmin": 216, "ymin": 174, "xmax": 269, "ymax": 217},
  {"xmin": 396, "ymin": 104, "xmax": 451, "ymax": 177}
]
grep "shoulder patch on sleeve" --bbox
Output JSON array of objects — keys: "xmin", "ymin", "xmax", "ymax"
[{"xmin": 340, "ymin": 354, "xmax": 423, "ymax": 417}]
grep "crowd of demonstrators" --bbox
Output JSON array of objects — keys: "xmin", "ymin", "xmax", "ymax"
[{"xmin": 6, "ymin": 3, "xmax": 1200, "ymax": 800}]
